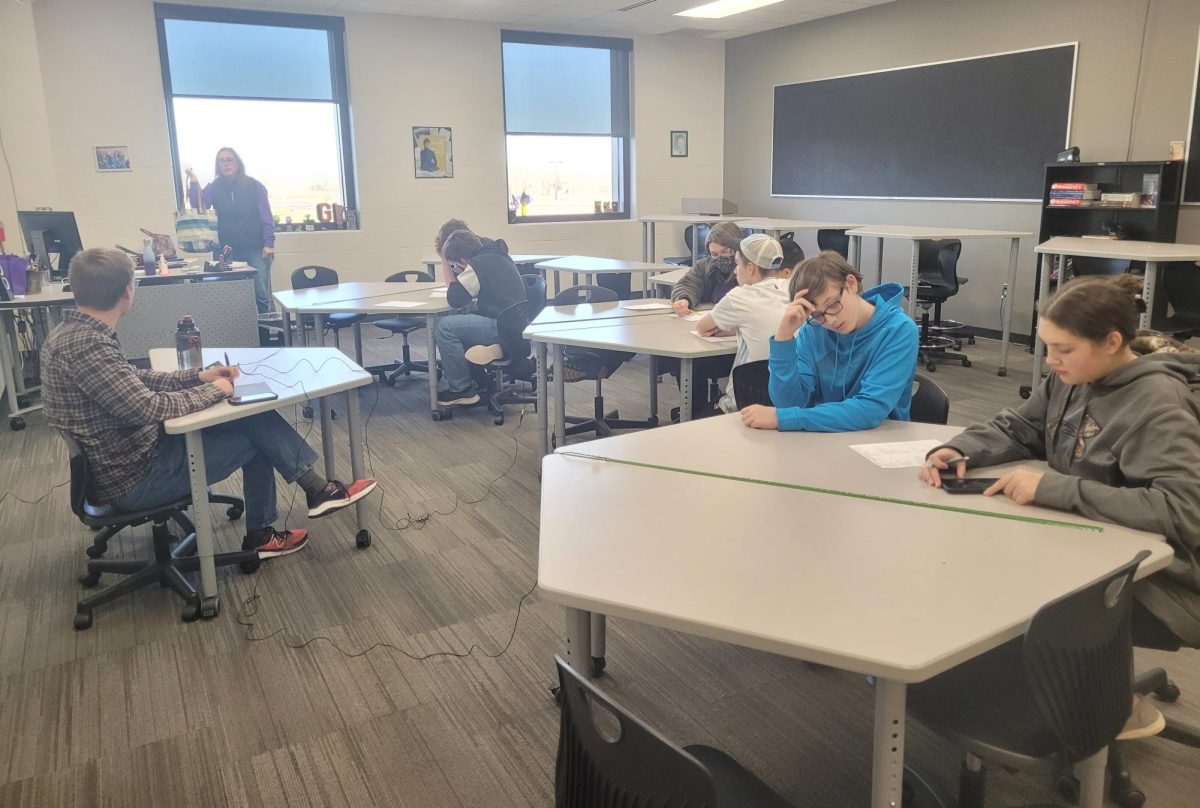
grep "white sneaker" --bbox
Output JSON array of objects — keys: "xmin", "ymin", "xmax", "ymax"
[{"xmin": 465, "ymin": 343, "xmax": 505, "ymax": 365}]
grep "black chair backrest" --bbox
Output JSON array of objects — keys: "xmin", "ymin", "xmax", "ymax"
[
  {"xmin": 60, "ymin": 432, "xmax": 91, "ymax": 521},
  {"xmin": 910, "ymin": 373, "xmax": 949, "ymax": 425},
  {"xmin": 916, "ymin": 239, "xmax": 962, "ymax": 296},
  {"xmin": 385, "ymin": 270, "xmax": 435, "ymax": 284},
  {"xmin": 554, "ymin": 285, "xmax": 619, "ymax": 306},
  {"xmin": 816, "ymin": 229, "xmax": 851, "ymax": 259},
  {"xmin": 732, "ymin": 360, "xmax": 772, "ymax": 407},
  {"xmin": 1022, "ymin": 550, "xmax": 1148, "ymax": 762},
  {"xmin": 137, "ymin": 275, "xmax": 176, "ymax": 287},
  {"xmin": 524, "ymin": 273, "xmax": 548, "ymax": 322},
  {"xmin": 1162, "ymin": 261, "xmax": 1200, "ymax": 317},
  {"xmin": 779, "ymin": 232, "xmax": 805, "ymax": 269},
  {"xmin": 684, "ymin": 224, "xmax": 711, "ymax": 254},
  {"xmin": 291, "ymin": 265, "xmax": 340, "ymax": 290},
  {"xmin": 554, "ymin": 656, "xmax": 717, "ymax": 807}
]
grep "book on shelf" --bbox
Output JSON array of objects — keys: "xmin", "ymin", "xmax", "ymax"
[
  {"xmin": 1048, "ymin": 198, "xmax": 1095, "ymax": 207},
  {"xmin": 1049, "ymin": 190, "xmax": 1099, "ymax": 199},
  {"xmin": 1099, "ymin": 192, "xmax": 1140, "ymax": 207},
  {"xmin": 1050, "ymin": 182, "xmax": 1099, "ymax": 191}
]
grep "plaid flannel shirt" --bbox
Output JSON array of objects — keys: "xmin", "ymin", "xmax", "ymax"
[{"xmin": 41, "ymin": 309, "xmax": 226, "ymax": 504}]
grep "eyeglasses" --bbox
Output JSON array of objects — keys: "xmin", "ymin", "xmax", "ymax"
[
  {"xmin": 218, "ymin": 157, "xmax": 237, "ymax": 164},
  {"xmin": 806, "ymin": 285, "xmax": 846, "ymax": 326}
]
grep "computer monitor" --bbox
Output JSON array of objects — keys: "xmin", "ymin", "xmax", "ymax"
[{"xmin": 18, "ymin": 210, "xmax": 84, "ymax": 281}]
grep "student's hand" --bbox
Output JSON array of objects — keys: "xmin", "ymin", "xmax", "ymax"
[
  {"xmin": 918, "ymin": 448, "xmax": 965, "ymax": 488},
  {"xmin": 263, "ymin": 247, "xmax": 275, "ymax": 259},
  {"xmin": 739, "ymin": 405, "xmax": 778, "ymax": 430},
  {"xmin": 700, "ymin": 326, "xmax": 735, "ymax": 337},
  {"xmin": 984, "ymin": 468, "xmax": 1044, "ymax": 506},
  {"xmin": 672, "ymin": 299, "xmax": 691, "ymax": 316},
  {"xmin": 199, "ymin": 365, "xmax": 240, "ymax": 384},
  {"xmin": 212, "ymin": 378, "xmax": 235, "ymax": 398},
  {"xmin": 776, "ymin": 290, "xmax": 816, "ymax": 341}
]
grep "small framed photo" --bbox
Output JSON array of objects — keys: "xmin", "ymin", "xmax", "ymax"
[
  {"xmin": 670, "ymin": 130, "xmax": 688, "ymax": 158},
  {"xmin": 94, "ymin": 145, "xmax": 131, "ymax": 172},
  {"xmin": 414, "ymin": 127, "xmax": 453, "ymax": 178}
]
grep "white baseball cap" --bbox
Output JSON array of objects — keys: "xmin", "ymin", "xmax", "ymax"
[{"xmin": 739, "ymin": 233, "xmax": 783, "ymax": 270}]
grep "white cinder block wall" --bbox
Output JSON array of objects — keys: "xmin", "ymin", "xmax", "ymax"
[{"xmin": 1, "ymin": 0, "xmax": 725, "ymax": 295}]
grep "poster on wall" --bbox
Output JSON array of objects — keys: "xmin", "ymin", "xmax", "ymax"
[
  {"xmin": 95, "ymin": 146, "xmax": 131, "ymax": 172},
  {"xmin": 413, "ymin": 127, "xmax": 453, "ymax": 179}
]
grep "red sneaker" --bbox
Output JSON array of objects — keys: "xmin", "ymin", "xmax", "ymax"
[
  {"xmin": 247, "ymin": 527, "xmax": 309, "ymax": 558},
  {"xmin": 306, "ymin": 478, "xmax": 378, "ymax": 518}
]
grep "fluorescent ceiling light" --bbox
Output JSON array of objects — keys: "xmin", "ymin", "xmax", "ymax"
[{"xmin": 675, "ymin": 0, "xmax": 786, "ymax": 18}]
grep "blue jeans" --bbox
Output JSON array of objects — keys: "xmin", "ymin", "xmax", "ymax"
[
  {"xmin": 229, "ymin": 248, "xmax": 273, "ymax": 314},
  {"xmin": 434, "ymin": 313, "xmax": 499, "ymax": 392},
  {"xmin": 114, "ymin": 411, "xmax": 319, "ymax": 531}
]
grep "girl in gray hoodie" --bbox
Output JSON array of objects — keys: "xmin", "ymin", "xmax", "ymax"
[{"xmin": 919, "ymin": 274, "xmax": 1200, "ymax": 654}]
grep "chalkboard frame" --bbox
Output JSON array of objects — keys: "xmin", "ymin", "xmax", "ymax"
[
  {"xmin": 770, "ymin": 43, "xmax": 1078, "ymax": 202},
  {"xmin": 1184, "ymin": 27, "xmax": 1200, "ymax": 205}
]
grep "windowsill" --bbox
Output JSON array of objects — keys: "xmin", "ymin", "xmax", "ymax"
[{"xmin": 507, "ymin": 212, "xmax": 631, "ymax": 225}]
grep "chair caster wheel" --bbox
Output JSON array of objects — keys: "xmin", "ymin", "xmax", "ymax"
[
  {"xmin": 590, "ymin": 656, "xmax": 606, "ymax": 677},
  {"xmin": 181, "ymin": 601, "xmax": 201, "ymax": 622},
  {"xmin": 1019, "ymin": 385, "xmax": 1032, "ymax": 399},
  {"xmin": 73, "ymin": 610, "xmax": 93, "ymax": 630},
  {"xmin": 1155, "ymin": 680, "xmax": 1181, "ymax": 702},
  {"xmin": 9, "ymin": 417, "xmax": 25, "ymax": 431},
  {"xmin": 383, "ymin": 376, "xmax": 396, "ymax": 387},
  {"xmin": 997, "ymin": 368, "xmax": 1007, "ymax": 377},
  {"xmin": 961, "ymin": 359, "xmax": 972, "ymax": 368},
  {"xmin": 86, "ymin": 545, "xmax": 105, "ymax": 559},
  {"xmin": 494, "ymin": 416, "xmax": 505, "ymax": 426},
  {"xmin": 1054, "ymin": 773, "xmax": 1080, "ymax": 804},
  {"xmin": 199, "ymin": 596, "xmax": 220, "ymax": 619},
  {"xmin": 550, "ymin": 434, "xmax": 558, "ymax": 449},
  {"xmin": 647, "ymin": 416, "xmax": 659, "ymax": 427},
  {"xmin": 79, "ymin": 571, "xmax": 101, "ymax": 588},
  {"xmin": 302, "ymin": 406, "xmax": 314, "ymax": 420},
  {"xmin": 925, "ymin": 364, "xmax": 937, "ymax": 372},
  {"xmin": 1112, "ymin": 786, "xmax": 1146, "ymax": 808},
  {"xmin": 226, "ymin": 505, "xmax": 243, "ymax": 520},
  {"xmin": 239, "ymin": 558, "xmax": 262, "ymax": 574},
  {"xmin": 967, "ymin": 335, "xmax": 976, "ymax": 345},
  {"xmin": 356, "ymin": 530, "xmax": 371, "ymax": 548}
]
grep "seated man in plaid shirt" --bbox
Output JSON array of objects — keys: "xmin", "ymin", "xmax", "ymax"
[{"xmin": 42, "ymin": 248, "xmax": 377, "ymax": 559}]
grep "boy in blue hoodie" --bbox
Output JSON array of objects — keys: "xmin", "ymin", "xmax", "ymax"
[{"xmin": 740, "ymin": 251, "xmax": 918, "ymax": 432}]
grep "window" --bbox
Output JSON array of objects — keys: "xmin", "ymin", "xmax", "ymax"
[
  {"xmin": 155, "ymin": 3, "xmax": 355, "ymax": 226},
  {"xmin": 501, "ymin": 31, "xmax": 632, "ymax": 223}
]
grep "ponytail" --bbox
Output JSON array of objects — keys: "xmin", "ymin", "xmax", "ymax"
[{"xmin": 1040, "ymin": 274, "xmax": 1143, "ymax": 345}]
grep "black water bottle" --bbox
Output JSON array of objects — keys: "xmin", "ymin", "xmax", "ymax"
[{"xmin": 175, "ymin": 315, "xmax": 203, "ymax": 370}]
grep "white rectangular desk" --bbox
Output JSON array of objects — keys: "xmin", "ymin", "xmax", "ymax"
[
  {"xmin": 535, "ymin": 256, "xmax": 677, "ymax": 297},
  {"xmin": 421, "ymin": 254, "xmax": 561, "ymax": 277},
  {"xmin": 539, "ymin": 418, "xmax": 1172, "ymax": 808},
  {"xmin": 279, "ymin": 284, "xmax": 453, "ymax": 419},
  {"xmin": 526, "ymin": 310, "xmax": 736, "ymax": 456},
  {"xmin": 1030, "ymin": 237, "xmax": 1200, "ymax": 392},
  {"xmin": 639, "ymin": 214, "xmax": 750, "ymax": 264},
  {"xmin": 846, "ymin": 225, "xmax": 1031, "ymax": 377},
  {"xmin": 646, "ymin": 267, "xmax": 688, "ymax": 298},
  {"xmin": 737, "ymin": 218, "xmax": 861, "ymax": 237},
  {"xmin": 151, "ymin": 347, "xmax": 374, "ymax": 616}
]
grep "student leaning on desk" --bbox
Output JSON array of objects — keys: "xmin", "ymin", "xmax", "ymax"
[
  {"xmin": 40, "ymin": 248, "xmax": 378, "ymax": 561},
  {"xmin": 919, "ymin": 274, "xmax": 1200, "ymax": 739},
  {"xmin": 740, "ymin": 251, "xmax": 919, "ymax": 432}
]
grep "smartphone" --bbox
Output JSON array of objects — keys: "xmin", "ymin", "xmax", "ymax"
[
  {"xmin": 940, "ymin": 477, "xmax": 1000, "ymax": 494},
  {"xmin": 229, "ymin": 382, "xmax": 278, "ymax": 406}
]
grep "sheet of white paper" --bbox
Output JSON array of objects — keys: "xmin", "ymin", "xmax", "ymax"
[
  {"xmin": 430, "ymin": 289, "xmax": 447, "ymax": 297},
  {"xmin": 624, "ymin": 302, "xmax": 671, "ymax": 310},
  {"xmin": 678, "ymin": 311, "xmax": 705, "ymax": 322},
  {"xmin": 849, "ymin": 440, "xmax": 942, "ymax": 469},
  {"xmin": 372, "ymin": 300, "xmax": 423, "ymax": 308},
  {"xmin": 689, "ymin": 330, "xmax": 738, "ymax": 344}
]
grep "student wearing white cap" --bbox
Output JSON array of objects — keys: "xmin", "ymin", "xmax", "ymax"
[{"xmin": 696, "ymin": 233, "xmax": 790, "ymax": 413}]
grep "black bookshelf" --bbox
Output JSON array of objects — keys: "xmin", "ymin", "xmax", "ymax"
[{"xmin": 1031, "ymin": 160, "xmax": 1183, "ymax": 336}]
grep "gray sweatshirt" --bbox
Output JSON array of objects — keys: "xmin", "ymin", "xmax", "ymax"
[{"xmin": 938, "ymin": 352, "xmax": 1200, "ymax": 644}]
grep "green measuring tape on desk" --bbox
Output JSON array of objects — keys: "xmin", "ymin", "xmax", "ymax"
[{"xmin": 557, "ymin": 451, "xmax": 1102, "ymax": 533}]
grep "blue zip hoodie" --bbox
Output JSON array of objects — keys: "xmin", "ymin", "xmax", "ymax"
[{"xmin": 767, "ymin": 282, "xmax": 918, "ymax": 432}]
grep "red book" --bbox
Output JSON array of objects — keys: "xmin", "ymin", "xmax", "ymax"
[
  {"xmin": 1048, "ymin": 198, "xmax": 1090, "ymax": 206},
  {"xmin": 1050, "ymin": 182, "xmax": 1098, "ymax": 191}
]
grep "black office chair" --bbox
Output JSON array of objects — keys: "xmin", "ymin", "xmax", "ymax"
[
  {"xmin": 916, "ymin": 240, "xmax": 971, "ymax": 372},
  {"xmin": 290, "ymin": 265, "xmax": 368, "ymax": 359},
  {"xmin": 731, "ymin": 359, "xmax": 772, "ymax": 408},
  {"xmin": 816, "ymin": 229, "xmax": 851, "ymax": 259},
  {"xmin": 64, "ymin": 434, "xmax": 254, "ymax": 629},
  {"xmin": 369, "ymin": 270, "xmax": 435, "ymax": 385},
  {"xmin": 905, "ymin": 551, "xmax": 1148, "ymax": 808},
  {"xmin": 475, "ymin": 274, "xmax": 547, "ymax": 426},
  {"xmin": 554, "ymin": 285, "xmax": 653, "ymax": 440},
  {"xmin": 664, "ymin": 224, "xmax": 711, "ymax": 267},
  {"xmin": 778, "ymin": 232, "xmax": 804, "ymax": 270},
  {"xmin": 1151, "ymin": 261, "xmax": 1200, "ymax": 340},
  {"xmin": 910, "ymin": 373, "xmax": 950, "ymax": 425},
  {"xmin": 554, "ymin": 655, "xmax": 794, "ymax": 808}
]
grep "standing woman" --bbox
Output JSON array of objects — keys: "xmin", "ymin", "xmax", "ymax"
[{"xmin": 186, "ymin": 147, "xmax": 276, "ymax": 314}]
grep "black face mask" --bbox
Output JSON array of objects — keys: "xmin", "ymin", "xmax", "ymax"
[{"xmin": 710, "ymin": 255, "xmax": 735, "ymax": 274}]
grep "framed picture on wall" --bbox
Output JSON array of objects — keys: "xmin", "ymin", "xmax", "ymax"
[
  {"xmin": 94, "ymin": 145, "xmax": 131, "ymax": 172},
  {"xmin": 670, "ymin": 131, "xmax": 688, "ymax": 158},
  {"xmin": 414, "ymin": 127, "xmax": 453, "ymax": 178}
]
